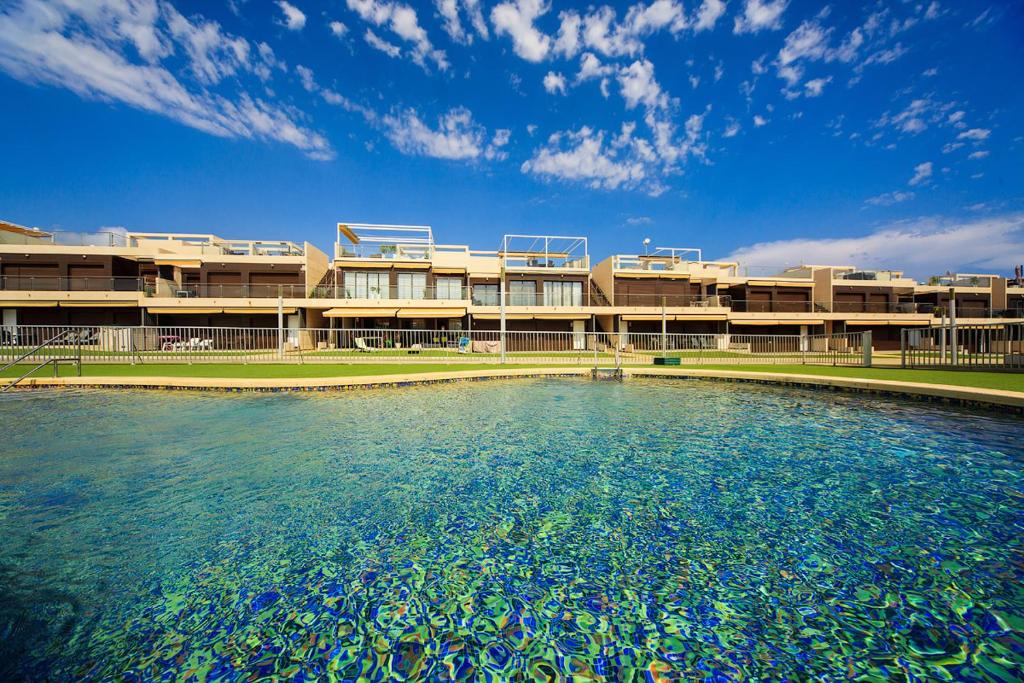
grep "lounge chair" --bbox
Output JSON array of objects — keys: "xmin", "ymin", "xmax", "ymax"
[{"xmin": 354, "ymin": 337, "xmax": 377, "ymax": 352}]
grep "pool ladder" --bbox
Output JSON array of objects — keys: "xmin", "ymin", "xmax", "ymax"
[{"xmin": 1, "ymin": 331, "xmax": 82, "ymax": 392}]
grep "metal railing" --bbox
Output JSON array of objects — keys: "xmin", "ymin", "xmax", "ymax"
[
  {"xmin": 729, "ymin": 299, "xmax": 823, "ymax": 313},
  {"xmin": 901, "ymin": 321, "xmax": 1024, "ymax": 369},
  {"xmin": 1, "ymin": 329, "xmax": 82, "ymax": 390},
  {"xmin": 0, "ymin": 230, "xmax": 129, "ymax": 247},
  {"xmin": 0, "ymin": 275, "xmax": 144, "ymax": 292},
  {"xmin": 1, "ymin": 325, "xmax": 870, "ymax": 367},
  {"xmin": 310, "ymin": 285, "xmax": 471, "ymax": 300},
  {"xmin": 612, "ymin": 293, "xmax": 730, "ymax": 307},
  {"xmin": 174, "ymin": 283, "xmax": 307, "ymax": 298},
  {"xmin": 831, "ymin": 301, "xmax": 922, "ymax": 314}
]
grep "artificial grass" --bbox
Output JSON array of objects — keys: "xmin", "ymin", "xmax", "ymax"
[
  {"xmin": 690, "ymin": 364, "xmax": 1024, "ymax": 393},
  {"xmin": 2, "ymin": 360, "xmax": 1023, "ymax": 393}
]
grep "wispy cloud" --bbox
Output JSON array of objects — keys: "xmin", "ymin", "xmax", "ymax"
[
  {"xmin": 382, "ymin": 106, "xmax": 508, "ymax": 160},
  {"xmin": 726, "ymin": 213, "xmax": 1024, "ymax": 277},
  {"xmin": 0, "ymin": 0, "xmax": 333, "ymax": 159},
  {"xmin": 276, "ymin": 1, "xmax": 306, "ymax": 31}
]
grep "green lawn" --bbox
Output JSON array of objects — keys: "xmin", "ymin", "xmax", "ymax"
[
  {"xmin": 688, "ymin": 364, "xmax": 1024, "ymax": 393},
  {"xmin": 2, "ymin": 361, "xmax": 1023, "ymax": 392}
]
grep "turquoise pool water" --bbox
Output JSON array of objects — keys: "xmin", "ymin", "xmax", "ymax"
[{"xmin": 0, "ymin": 379, "xmax": 1022, "ymax": 681}]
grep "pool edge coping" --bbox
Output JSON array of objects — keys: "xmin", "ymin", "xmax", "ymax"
[{"xmin": 8, "ymin": 367, "xmax": 1024, "ymax": 412}]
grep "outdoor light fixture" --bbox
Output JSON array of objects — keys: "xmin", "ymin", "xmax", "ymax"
[{"xmin": 643, "ymin": 237, "xmax": 651, "ymax": 256}]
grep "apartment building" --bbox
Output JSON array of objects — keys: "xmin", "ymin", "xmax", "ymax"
[
  {"xmin": 0, "ymin": 219, "xmax": 328, "ymax": 333},
  {"xmin": 3, "ymin": 218, "xmax": 1022, "ymax": 350}
]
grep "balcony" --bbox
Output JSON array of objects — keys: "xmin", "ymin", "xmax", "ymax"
[
  {"xmin": 1, "ymin": 275, "xmax": 144, "ymax": 292},
  {"xmin": 831, "ymin": 301, "xmax": 922, "ymax": 314},
  {"xmin": 730, "ymin": 299, "xmax": 823, "ymax": 314},
  {"xmin": 500, "ymin": 235, "xmax": 589, "ymax": 272},
  {"xmin": 311, "ymin": 284, "xmax": 471, "ymax": 301},
  {"xmin": 611, "ymin": 293, "xmax": 730, "ymax": 308},
  {"xmin": 173, "ymin": 283, "xmax": 308, "ymax": 298},
  {"xmin": 127, "ymin": 233, "xmax": 304, "ymax": 256}
]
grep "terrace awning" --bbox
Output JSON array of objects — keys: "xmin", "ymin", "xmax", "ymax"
[
  {"xmin": 746, "ymin": 280, "xmax": 813, "ymax": 288},
  {"xmin": 154, "ymin": 259, "xmax": 203, "ymax": 268},
  {"xmin": 472, "ymin": 312, "xmax": 590, "ymax": 320},
  {"xmin": 730, "ymin": 319, "xmax": 825, "ymax": 325},
  {"xmin": 147, "ymin": 307, "xmax": 223, "ymax": 314},
  {"xmin": 60, "ymin": 301, "xmax": 138, "ymax": 307},
  {"xmin": 323, "ymin": 307, "xmax": 397, "ymax": 318},
  {"xmin": 396, "ymin": 308, "xmax": 467, "ymax": 318},
  {"xmin": 844, "ymin": 319, "xmax": 932, "ymax": 326},
  {"xmin": 615, "ymin": 272, "xmax": 690, "ymax": 279},
  {"xmin": 222, "ymin": 307, "xmax": 297, "ymax": 315},
  {"xmin": 7, "ymin": 301, "xmax": 58, "ymax": 307},
  {"xmin": 622, "ymin": 314, "xmax": 728, "ymax": 322}
]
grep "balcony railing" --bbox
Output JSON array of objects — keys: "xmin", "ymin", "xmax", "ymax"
[
  {"xmin": 0, "ymin": 275, "xmax": 144, "ymax": 292},
  {"xmin": 611, "ymin": 293, "xmax": 730, "ymax": 307},
  {"xmin": 0, "ymin": 230, "xmax": 129, "ymax": 247},
  {"xmin": 730, "ymin": 299, "xmax": 825, "ymax": 313},
  {"xmin": 311, "ymin": 285, "xmax": 471, "ymax": 301},
  {"xmin": 830, "ymin": 301, "xmax": 923, "ymax": 314},
  {"xmin": 502, "ymin": 256, "xmax": 590, "ymax": 270},
  {"xmin": 174, "ymin": 283, "xmax": 307, "ymax": 298}
]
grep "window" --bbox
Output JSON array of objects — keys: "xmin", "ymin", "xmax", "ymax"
[
  {"xmin": 344, "ymin": 271, "xmax": 389, "ymax": 299},
  {"xmin": 397, "ymin": 272, "xmax": 427, "ymax": 299},
  {"xmin": 543, "ymin": 281, "xmax": 582, "ymax": 306},
  {"xmin": 509, "ymin": 281, "xmax": 536, "ymax": 306},
  {"xmin": 435, "ymin": 276, "xmax": 463, "ymax": 300},
  {"xmin": 472, "ymin": 284, "xmax": 499, "ymax": 305}
]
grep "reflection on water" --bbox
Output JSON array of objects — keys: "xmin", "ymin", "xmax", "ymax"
[{"xmin": 0, "ymin": 380, "xmax": 1022, "ymax": 680}]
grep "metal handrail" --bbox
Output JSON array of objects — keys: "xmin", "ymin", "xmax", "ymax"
[
  {"xmin": 2, "ymin": 330, "xmax": 81, "ymax": 390},
  {"xmin": 1, "ymin": 330, "xmax": 75, "ymax": 373}
]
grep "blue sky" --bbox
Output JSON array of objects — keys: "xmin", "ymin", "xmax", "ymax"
[{"xmin": 0, "ymin": 0, "xmax": 1022, "ymax": 277}]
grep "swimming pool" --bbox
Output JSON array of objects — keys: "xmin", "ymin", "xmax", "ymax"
[{"xmin": 1, "ymin": 379, "xmax": 1021, "ymax": 680}]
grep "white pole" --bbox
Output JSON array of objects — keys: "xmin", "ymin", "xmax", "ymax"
[
  {"xmin": 949, "ymin": 287, "xmax": 958, "ymax": 366},
  {"xmin": 278, "ymin": 295, "xmax": 284, "ymax": 359},
  {"xmin": 499, "ymin": 272, "xmax": 506, "ymax": 364},
  {"xmin": 661, "ymin": 296, "xmax": 667, "ymax": 355}
]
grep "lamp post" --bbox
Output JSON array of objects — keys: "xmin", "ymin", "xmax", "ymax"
[{"xmin": 643, "ymin": 237, "xmax": 651, "ymax": 256}]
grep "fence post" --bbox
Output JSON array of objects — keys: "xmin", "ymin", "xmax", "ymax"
[
  {"xmin": 949, "ymin": 288, "xmax": 958, "ymax": 367},
  {"xmin": 278, "ymin": 296, "xmax": 284, "ymax": 360},
  {"xmin": 661, "ymin": 297, "xmax": 667, "ymax": 355},
  {"xmin": 862, "ymin": 331, "xmax": 872, "ymax": 367},
  {"xmin": 900, "ymin": 328, "xmax": 906, "ymax": 368}
]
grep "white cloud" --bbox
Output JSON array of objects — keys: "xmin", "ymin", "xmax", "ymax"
[
  {"xmin": 576, "ymin": 52, "xmax": 612, "ymax": 83},
  {"xmin": 968, "ymin": 150, "xmax": 989, "ymax": 160},
  {"xmin": 522, "ymin": 105, "xmax": 706, "ymax": 195},
  {"xmin": 864, "ymin": 190, "xmax": 914, "ymax": 206},
  {"xmin": 490, "ymin": 0, "xmax": 551, "ymax": 62},
  {"xmin": 723, "ymin": 119, "xmax": 740, "ymax": 137},
  {"xmin": 617, "ymin": 58, "xmax": 668, "ymax": 110},
  {"xmin": 543, "ymin": 70, "xmax": 567, "ymax": 95},
  {"xmin": 753, "ymin": 114, "xmax": 768, "ymax": 127},
  {"xmin": 803, "ymin": 76, "xmax": 830, "ymax": 97},
  {"xmin": 437, "ymin": 0, "xmax": 487, "ymax": 44},
  {"xmin": 626, "ymin": 215, "xmax": 652, "ymax": 225},
  {"xmin": 553, "ymin": 10, "xmax": 582, "ymax": 57},
  {"xmin": 725, "ymin": 214, "xmax": 1024, "ymax": 277},
  {"xmin": 163, "ymin": 4, "xmax": 250, "ymax": 85},
  {"xmin": 0, "ymin": 0, "xmax": 333, "ymax": 160},
  {"xmin": 908, "ymin": 161, "xmax": 932, "ymax": 187},
  {"xmin": 364, "ymin": 29, "xmax": 401, "ymax": 58},
  {"xmin": 734, "ymin": 0, "xmax": 788, "ymax": 35},
  {"xmin": 875, "ymin": 97, "xmax": 957, "ymax": 137},
  {"xmin": 329, "ymin": 20, "xmax": 348, "ymax": 37},
  {"xmin": 347, "ymin": 0, "xmax": 448, "ymax": 71},
  {"xmin": 382, "ymin": 106, "xmax": 504, "ymax": 161},
  {"xmin": 693, "ymin": 0, "xmax": 726, "ymax": 32},
  {"xmin": 276, "ymin": 1, "xmax": 306, "ymax": 31},
  {"xmin": 958, "ymin": 128, "xmax": 990, "ymax": 142},
  {"xmin": 521, "ymin": 125, "xmax": 651, "ymax": 192},
  {"xmin": 295, "ymin": 64, "xmax": 316, "ymax": 92}
]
